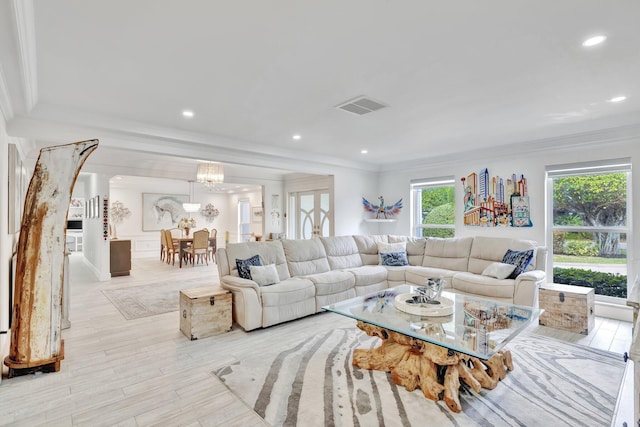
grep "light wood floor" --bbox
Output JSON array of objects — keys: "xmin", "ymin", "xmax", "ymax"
[{"xmin": 0, "ymin": 254, "xmax": 634, "ymax": 426}]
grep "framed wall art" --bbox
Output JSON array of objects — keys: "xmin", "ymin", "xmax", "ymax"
[
  {"xmin": 142, "ymin": 193, "xmax": 188, "ymax": 231},
  {"xmin": 251, "ymin": 206, "xmax": 263, "ymax": 223}
]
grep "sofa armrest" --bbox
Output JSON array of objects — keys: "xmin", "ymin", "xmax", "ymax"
[
  {"xmin": 222, "ymin": 275, "xmax": 261, "ymax": 291},
  {"xmin": 513, "ymin": 270, "xmax": 546, "ymax": 307},
  {"xmin": 220, "ymin": 275, "xmax": 263, "ymax": 331}
]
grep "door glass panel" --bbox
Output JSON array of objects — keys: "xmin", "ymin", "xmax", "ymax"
[
  {"xmin": 320, "ymin": 192, "xmax": 330, "ymax": 237},
  {"xmin": 300, "ymin": 193, "xmax": 315, "ymax": 239}
]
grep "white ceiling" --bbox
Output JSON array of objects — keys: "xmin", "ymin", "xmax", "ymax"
[{"xmin": 1, "ymin": 1, "xmax": 639, "ymax": 174}]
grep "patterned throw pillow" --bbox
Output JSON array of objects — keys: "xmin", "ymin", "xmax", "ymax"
[
  {"xmin": 501, "ymin": 249, "xmax": 534, "ymax": 279},
  {"xmin": 236, "ymin": 254, "xmax": 261, "ymax": 279},
  {"xmin": 377, "ymin": 242, "xmax": 407, "ymax": 264},
  {"xmin": 380, "ymin": 251, "xmax": 409, "ymax": 266}
]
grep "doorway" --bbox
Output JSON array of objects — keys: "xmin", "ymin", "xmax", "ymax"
[{"xmin": 289, "ymin": 190, "xmax": 331, "ymax": 239}]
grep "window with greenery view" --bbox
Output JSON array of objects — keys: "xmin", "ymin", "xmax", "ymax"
[
  {"xmin": 411, "ymin": 178, "xmax": 455, "ymax": 238},
  {"xmin": 548, "ymin": 160, "xmax": 630, "ymax": 299}
]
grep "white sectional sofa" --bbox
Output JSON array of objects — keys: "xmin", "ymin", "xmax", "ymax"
[{"xmin": 216, "ymin": 235, "xmax": 547, "ymax": 331}]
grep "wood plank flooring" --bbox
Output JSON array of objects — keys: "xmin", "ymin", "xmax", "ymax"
[{"xmin": 0, "ymin": 254, "xmax": 634, "ymax": 426}]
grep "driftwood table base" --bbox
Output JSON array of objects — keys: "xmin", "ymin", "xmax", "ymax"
[{"xmin": 353, "ymin": 321, "xmax": 513, "ymax": 413}]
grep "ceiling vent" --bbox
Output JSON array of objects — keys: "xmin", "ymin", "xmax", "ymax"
[{"xmin": 336, "ymin": 96, "xmax": 387, "ymax": 115}]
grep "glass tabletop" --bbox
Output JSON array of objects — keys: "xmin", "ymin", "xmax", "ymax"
[{"xmin": 323, "ymin": 284, "xmax": 542, "ymax": 360}]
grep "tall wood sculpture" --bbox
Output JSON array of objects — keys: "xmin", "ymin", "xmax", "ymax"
[{"xmin": 4, "ymin": 140, "xmax": 99, "ymax": 376}]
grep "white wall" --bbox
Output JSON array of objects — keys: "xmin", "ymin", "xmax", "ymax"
[
  {"xmin": 378, "ymin": 135, "xmax": 640, "ymax": 283},
  {"xmin": 333, "ymin": 168, "xmax": 385, "ymax": 236},
  {"xmin": 82, "ymin": 173, "xmax": 111, "ymax": 280},
  {"xmin": 109, "ymin": 176, "xmax": 265, "ymax": 257},
  {"xmin": 0, "ymin": 116, "xmax": 10, "ymax": 355}
]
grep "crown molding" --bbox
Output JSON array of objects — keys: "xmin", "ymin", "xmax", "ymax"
[
  {"xmin": 380, "ymin": 122, "xmax": 640, "ymax": 174},
  {"xmin": 0, "ymin": 64, "xmax": 14, "ymax": 121},
  {"xmin": 8, "ymin": 112, "xmax": 381, "ymax": 175},
  {"xmin": 11, "ymin": 0, "xmax": 37, "ymax": 112}
]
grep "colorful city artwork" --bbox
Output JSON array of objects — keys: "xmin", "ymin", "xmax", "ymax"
[{"xmin": 461, "ymin": 168, "xmax": 532, "ymax": 227}]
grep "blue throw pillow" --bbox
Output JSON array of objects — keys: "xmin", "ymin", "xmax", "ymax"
[
  {"xmin": 236, "ymin": 254, "xmax": 262, "ymax": 279},
  {"xmin": 380, "ymin": 251, "xmax": 409, "ymax": 267},
  {"xmin": 501, "ymin": 249, "xmax": 534, "ymax": 279}
]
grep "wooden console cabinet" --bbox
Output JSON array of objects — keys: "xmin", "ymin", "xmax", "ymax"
[{"xmin": 110, "ymin": 239, "xmax": 131, "ymax": 277}]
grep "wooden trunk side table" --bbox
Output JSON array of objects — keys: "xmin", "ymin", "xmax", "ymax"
[
  {"xmin": 180, "ymin": 287, "xmax": 232, "ymax": 340},
  {"xmin": 539, "ymin": 283, "xmax": 595, "ymax": 335}
]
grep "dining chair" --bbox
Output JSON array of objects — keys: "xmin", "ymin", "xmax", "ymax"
[
  {"xmin": 208, "ymin": 228, "xmax": 218, "ymax": 263},
  {"xmin": 163, "ymin": 229, "xmax": 180, "ymax": 265},
  {"xmin": 169, "ymin": 227, "xmax": 182, "ymax": 240},
  {"xmin": 183, "ymin": 229, "xmax": 210, "ymax": 266}
]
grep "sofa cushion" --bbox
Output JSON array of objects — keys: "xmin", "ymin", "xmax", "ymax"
[
  {"xmin": 259, "ymin": 278, "xmax": 316, "ymax": 307},
  {"xmin": 380, "ymin": 251, "xmax": 409, "ymax": 266},
  {"xmin": 388, "ymin": 235, "xmax": 427, "ymax": 265},
  {"xmin": 282, "ymin": 238, "xmax": 330, "ymax": 276},
  {"xmin": 452, "ymin": 272, "xmax": 515, "ymax": 300},
  {"xmin": 250, "ymin": 264, "xmax": 280, "ymax": 286},
  {"xmin": 501, "ymin": 249, "xmax": 535, "ymax": 279},
  {"xmin": 353, "ymin": 235, "xmax": 388, "ymax": 265},
  {"xmin": 236, "ymin": 254, "xmax": 261, "ymax": 279},
  {"xmin": 422, "ymin": 237, "xmax": 473, "ymax": 271},
  {"xmin": 467, "ymin": 236, "xmax": 538, "ymax": 275},
  {"xmin": 344, "ymin": 265, "xmax": 388, "ymax": 287},
  {"xmin": 320, "ymin": 236, "xmax": 363, "ymax": 269},
  {"xmin": 304, "ymin": 270, "xmax": 355, "ymax": 296},
  {"xmin": 481, "ymin": 262, "xmax": 516, "ymax": 280},
  {"xmin": 226, "ymin": 241, "xmax": 291, "ymax": 281},
  {"xmin": 404, "ymin": 266, "xmax": 456, "ymax": 288}
]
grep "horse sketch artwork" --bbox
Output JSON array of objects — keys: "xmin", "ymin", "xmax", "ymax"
[{"xmin": 142, "ymin": 193, "xmax": 189, "ymax": 231}]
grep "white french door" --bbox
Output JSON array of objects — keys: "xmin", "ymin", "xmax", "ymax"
[{"xmin": 290, "ymin": 190, "xmax": 331, "ymax": 239}]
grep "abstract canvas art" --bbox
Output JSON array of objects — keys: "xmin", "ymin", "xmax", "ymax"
[{"xmin": 461, "ymin": 168, "xmax": 532, "ymax": 227}]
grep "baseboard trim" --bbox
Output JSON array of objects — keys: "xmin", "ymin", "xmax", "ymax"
[{"xmin": 595, "ymin": 300, "xmax": 633, "ymax": 322}]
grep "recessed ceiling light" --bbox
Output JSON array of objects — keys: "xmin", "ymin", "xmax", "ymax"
[
  {"xmin": 582, "ymin": 35, "xmax": 606, "ymax": 47},
  {"xmin": 292, "ymin": 134, "xmax": 301, "ymax": 140},
  {"xmin": 182, "ymin": 110, "xmax": 194, "ymax": 118},
  {"xmin": 361, "ymin": 149, "xmax": 368, "ymax": 154},
  {"xmin": 608, "ymin": 95, "xmax": 627, "ymax": 103}
]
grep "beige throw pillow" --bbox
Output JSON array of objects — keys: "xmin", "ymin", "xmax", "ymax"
[
  {"xmin": 249, "ymin": 264, "xmax": 280, "ymax": 286},
  {"xmin": 481, "ymin": 262, "xmax": 517, "ymax": 280}
]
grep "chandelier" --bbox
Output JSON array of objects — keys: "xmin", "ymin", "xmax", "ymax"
[{"xmin": 197, "ymin": 162, "xmax": 224, "ymax": 189}]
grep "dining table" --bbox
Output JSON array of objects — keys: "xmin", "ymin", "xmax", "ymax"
[{"xmin": 175, "ymin": 236, "xmax": 217, "ymax": 268}]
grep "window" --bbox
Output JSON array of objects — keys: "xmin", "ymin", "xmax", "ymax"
[
  {"xmin": 238, "ymin": 199, "xmax": 251, "ymax": 242},
  {"xmin": 411, "ymin": 177, "xmax": 456, "ymax": 238},
  {"xmin": 547, "ymin": 159, "xmax": 631, "ymax": 300}
]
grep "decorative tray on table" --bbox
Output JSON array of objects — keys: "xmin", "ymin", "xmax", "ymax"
[
  {"xmin": 394, "ymin": 294, "xmax": 454, "ymax": 317},
  {"xmin": 394, "ymin": 279, "xmax": 453, "ymax": 317}
]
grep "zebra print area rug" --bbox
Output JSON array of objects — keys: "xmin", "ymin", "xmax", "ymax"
[{"xmin": 214, "ymin": 328, "xmax": 626, "ymax": 427}]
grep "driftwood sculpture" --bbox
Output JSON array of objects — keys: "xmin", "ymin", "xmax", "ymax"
[
  {"xmin": 4, "ymin": 140, "xmax": 98, "ymax": 376},
  {"xmin": 353, "ymin": 320, "xmax": 513, "ymax": 413}
]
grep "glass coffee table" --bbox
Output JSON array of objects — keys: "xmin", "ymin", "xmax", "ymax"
[{"xmin": 323, "ymin": 284, "xmax": 542, "ymax": 412}]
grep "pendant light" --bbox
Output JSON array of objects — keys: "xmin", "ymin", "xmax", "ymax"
[{"xmin": 182, "ymin": 181, "xmax": 201, "ymax": 213}]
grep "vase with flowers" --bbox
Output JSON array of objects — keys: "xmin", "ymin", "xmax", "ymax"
[{"xmin": 178, "ymin": 217, "xmax": 196, "ymax": 237}]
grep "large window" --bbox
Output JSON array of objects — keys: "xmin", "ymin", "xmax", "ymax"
[
  {"xmin": 547, "ymin": 159, "xmax": 631, "ymax": 299},
  {"xmin": 411, "ymin": 177, "xmax": 456, "ymax": 238}
]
